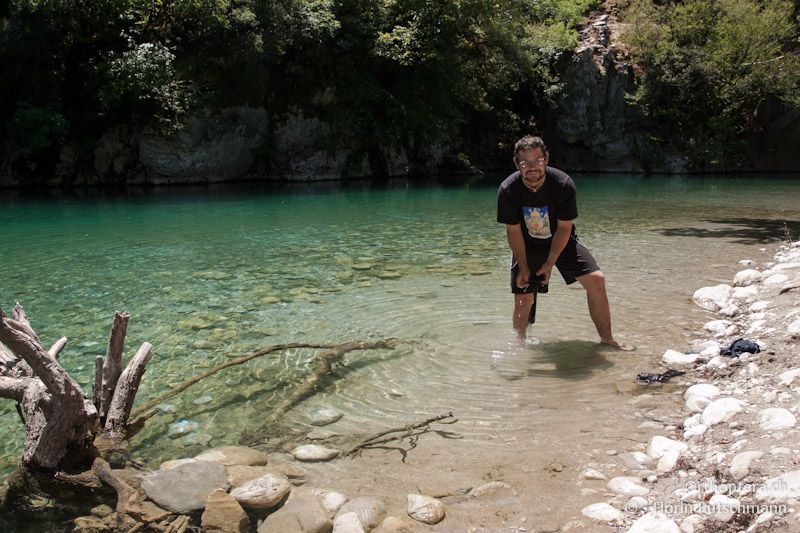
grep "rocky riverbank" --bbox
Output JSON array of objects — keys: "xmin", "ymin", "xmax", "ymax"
[{"xmin": 576, "ymin": 240, "xmax": 800, "ymax": 532}]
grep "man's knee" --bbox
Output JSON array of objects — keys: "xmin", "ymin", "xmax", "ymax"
[
  {"xmin": 515, "ymin": 293, "xmax": 534, "ymax": 306},
  {"xmin": 577, "ymin": 270, "xmax": 606, "ymax": 291}
]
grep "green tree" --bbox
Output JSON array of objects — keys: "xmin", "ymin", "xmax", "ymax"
[{"xmin": 623, "ymin": 0, "xmax": 800, "ymax": 168}]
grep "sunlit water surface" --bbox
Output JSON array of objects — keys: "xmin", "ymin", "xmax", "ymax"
[{"xmin": 1, "ymin": 175, "xmax": 799, "ymax": 525}]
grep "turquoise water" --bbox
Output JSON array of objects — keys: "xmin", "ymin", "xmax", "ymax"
[{"xmin": 1, "ymin": 176, "xmax": 799, "ymax": 523}]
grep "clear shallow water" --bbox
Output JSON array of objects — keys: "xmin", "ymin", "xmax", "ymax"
[{"xmin": 1, "ymin": 176, "xmax": 799, "ymax": 502}]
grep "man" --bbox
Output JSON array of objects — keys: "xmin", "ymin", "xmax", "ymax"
[{"xmin": 497, "ymin": 135, "xmax": 626, "ymax": 348}]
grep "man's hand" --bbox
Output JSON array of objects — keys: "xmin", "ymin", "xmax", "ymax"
[
  {"xmin": 535, "ymin": 262, "xmax": 555, "ymax": 284},
  {"xmin": 516, "ymin": 267, "xmax": 531, "ymax": 289}
]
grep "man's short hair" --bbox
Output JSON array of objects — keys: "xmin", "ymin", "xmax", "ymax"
[{"xmin": 513, "ymin": 136, "xmax": 548, "ymax": 159}]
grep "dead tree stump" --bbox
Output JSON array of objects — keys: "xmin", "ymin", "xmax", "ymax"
[{"xmin": 0, "ymin": 304, "xmax": 152, "ymax": 476}]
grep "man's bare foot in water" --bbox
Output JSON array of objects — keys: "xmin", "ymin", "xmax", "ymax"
[{"xmin": 601, "ymin": 338, "xmax": 635, "ymax": 351}]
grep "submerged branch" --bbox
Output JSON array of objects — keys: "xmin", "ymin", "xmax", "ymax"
[
  {"xmin": 345, "ymin": 412, "xmax": 458, "ymax": 457},
  {"xmin": 129, "ymin": 342, "xmax": 337, "ymax": 421}
]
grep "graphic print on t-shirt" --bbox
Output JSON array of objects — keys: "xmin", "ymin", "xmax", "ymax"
[{"xmin": 523, "ymin": 206, "xmax": 551, "ymax": 239}]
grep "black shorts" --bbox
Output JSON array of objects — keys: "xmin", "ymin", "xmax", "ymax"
[{"xmin": 510, "ymin": 236, "xmax": 600, "ymax": 294}]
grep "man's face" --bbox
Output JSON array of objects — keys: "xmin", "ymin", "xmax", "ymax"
[{"xmin": 514, "ymin": 148, "xmax": 548, "ymax": 190}]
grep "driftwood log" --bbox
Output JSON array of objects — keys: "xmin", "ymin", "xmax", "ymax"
[{"xmin": 0, "ymin": 304, "xmax": 152, "ymax": 474}]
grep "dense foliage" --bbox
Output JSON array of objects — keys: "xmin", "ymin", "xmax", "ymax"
[
  {"xmin": 621, "ymin": 0, "xmax": 800, "ymax": 169},
  {"xmin": 0, "ymin": 0, "xmax": 591, "ymax": 176}
]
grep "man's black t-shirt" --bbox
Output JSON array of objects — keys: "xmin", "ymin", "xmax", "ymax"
[{"xmin": 496, "ymin": 167, "xmax": 578, "ymax": 249}]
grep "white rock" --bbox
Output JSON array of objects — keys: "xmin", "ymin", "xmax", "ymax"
[
  {"xmin": 747, "ymin": 511, "xmax": 774, "ymax": 532},
  {"xmin": 732, "ymin": 285, "xmax": 759, "ymax": 302},
  {"xmin": 680, "ymin": 514, "xmax": 704, "ymax": 533},
  {"xmin": 706, "ymin": 355, "xmax": 727, "ymax": 369},
  {"xmin": 693, "ymin": 284, "xmax": 733, "ymax": 311},
  {"xmin": 333, "ymin": 512, "xmax": 365, "ymax": 533},
  {"xmin": 657, "ymin": 449, "xmax": 682, "ymax": 473},
  {"xmin": 683, "ymin": 425, "xmax": 707, "ymax": 440},
  {"xmin": 629, "ymin": 512, "xmax": 680, "ymax": 533},
  {"xmin": 291, "ymin": 444, "xmax": 340, "ymax": 462},
  {"xmin": 580, "ymin": 468, "xmax": 607, "ymax": 480},
  {"xmin": 314, "ymin": 489, "xmax": 348, "ymax": 514},
  {"xmin": 739, "ymin": 259, "xmax": 755, "ymax": 266},
  {"xmin": 406, "ymin": 494, "xmax": 444, "ymax": 525},
  {"xmin": 701, "ymin": 398, "xmax": 746, "ymax": 426},
  {"xmin": 627, "ymin": 496, "xmax": 648, "ymax": 511},
  {"xmin": 758, "ymin": 408, "xmax": 796, "ymax": 430},
  {"xmin": 779, "ymin": 368, "xmax": 800, "ymax": 386},
  {"xmin": 684, "ymin": 413, "xmax": 702, "ymax": 428},
  {"xmin": 789, "ymin": 319, "xmax": 800, "ymax": 337},
  {"xmin": 648, "ymin": 436, "xmax": 688, "ymax": 460},
  {"xmin": 685, "ymin": 384, "xmax": 720, "ymax": 413},
  {"xmin": 310, "ymin": 408, "xmax": 343, "ymax": 426},
  {"xmin": 662, "ymin": 349, "xmax": 698, "ymax": 367},
  {"xmin": 756, "ymin": 470, "xmax": 800, "ymax": 503},
  {"xmin": 747, "ymin": 320, "xmax": 767, "ymax": 334},
  {"xmin": 580, "ymin": 503, "xmax": 623, "ymax": 523},
  {"xmin": 709, "ymin": 494, "xmax": 739, "ymax": 522},
  {"xmin": 719, "ymin": 303, "xmax": 740, "ymax": 317},
  {"xmin": 749, "ymin": 300, "xmax": 771, "ymax": 312},
  {"xmin": 229, "ymin": 473, "xmax": 291, "ymax": 509},
  {"xmin": 734, "ymin": 269, "xmax": 761, "ymax": 286},
  {"xmin": 729, "ymin": 451, "xmax": 764, "ymax": 480},
  {"xmin": 704, "ymin": 320, "xmax": 731, "ymax": 336},
  {"xmin": 763, "ymin": 273, "xmax": 789, "ymax": 285},
  {"xmin": 607, "ymin": 477, "xmax": 649, "ymax": 497},
  {"xmin": 762, "ymin": 390, "xmax": 778, "ymax": 403},
  {"xmin": 770, "ymin": 447, "xmax": 791, "ymax": 455}
]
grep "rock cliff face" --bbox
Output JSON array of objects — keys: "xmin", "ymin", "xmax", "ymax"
[
  {"xmin": 135, "ymin": 107, "xmax": 268, "ymax": 185},
  {"xmin": 544, "ymin": 12, "xmax": 688, "ymax": 173}
]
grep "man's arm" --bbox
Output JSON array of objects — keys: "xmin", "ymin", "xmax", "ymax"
[
  {"xmin": 506, "ymin": 223, "xmax": 530, "ymax": 288},
  {"xmin": 536, "ymin": 219, "xmax": 573, "ymax": 283}
]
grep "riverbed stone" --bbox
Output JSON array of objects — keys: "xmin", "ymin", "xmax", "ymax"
[
  {"xmin": 307, "ymin": 428, "xmax": 339, "ymax": 440},
  {"xmin": 647, "ymin": 436, "xmax": 688, "ymax": 460},
  {"xmin": 195, "ymin": 446, "xmax": 268, "ymax": 466},
  {"xmin": 333, "ymin": 512, "xmax": 365, "ymax": 533},
  {"xmin": 337, "ymin": 496, "xmax": 386, "ymax": 530},
  {"xmin": 292, "ymin": 444, "xmax": 340, "ymax": 462},
  {"xmin": 406, "ymin": 494, "xmax": 445, "ymax": 525},
  {"xmin": 685, "ymin": 384, "xmax": 721, "ymax": 413},
  {"xmin": 701, "ymin": 398, "xmax": 745, "ymax": 426},
  {"xmin": 730, "ymin": 451, "xmax": 764, "ymax": 480},
  {"xmin": 628, "ymin": 512, "xmax": 680, "ymax": 533},
  {"xmin": 709, "ymin": 494, "xmax": 739, "ymax": 522},
  {"xmin": 226, "ymin": 465, "xmax": 274, "ymax": 487},
  {"xmin": 731, "ymin": 285, "xmax": 759, "ymax": 302},
  {"xmin": 693, "ymin": 284, "xmax": 733, "ymax": 312},
  {"xmin": 607, "ymin": 477, "xmax": 649, "ymax": 497},
  {"xmin": 310, "ymin": 408, "xmax": 343, "ymax": 426},
  {"xmin": 313, "ymin": 489, "xmax": 348, "ymax": 514},
  {"xmin": 230, "ymin": 473, "xmax": 291, "ymax": 509},
  {"xmin": 734, "ymin": 269, "xmax": 761, "ymax": 286},
  {"xmin": 201, "ymin": 489, "xmax": 250, "ymax": 533},
  {"xmin": 580, "ymin": 502, "xmax": 623, "ymax": 523},
  {"xmin": 257, "ymin": 493, "xmax": 331, "ymax": 533},
  {"xmin": 373, "ymin": 516, "xmax": 418, "ymax": 533},
  {"xmin": 756, "ymin": 470, "xmax": 800, "ymax": 503},
  {"xmin": 580, "ymin": 468, "xmax": 607, "ymax": 480},
  {"xmin": 778, "ymin": 368, "xmax": 800, "ymax": 386},
  {"xmin": 662, "ymin": 349, "xmax": 698, "ymax": 366},
  {"xmin": 789, "ymin": 319, "xmax": 800, "ymax": 337},
  {"xmin": 757, "ymin": 408, "xmax": 796, "ymax": 431},
  {"xmin": 763, "ymin": 273, "xmax": 789, "ymax": 285},
  {"xmin": 141, "ymin": 461, "xmax": 229, "ymax": 513},
  {"xmin": 159, "ymin": 458, "xmax": 197, "ymax": 470}
]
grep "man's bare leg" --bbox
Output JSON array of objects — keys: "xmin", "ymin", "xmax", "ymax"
[
  {"xmin": 513, "ymin": 293, "xmax": 535, "ymax": 341},
  {"xmin": 576, "ymin": 270, "xmax": 622, "ymax": 348}
]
